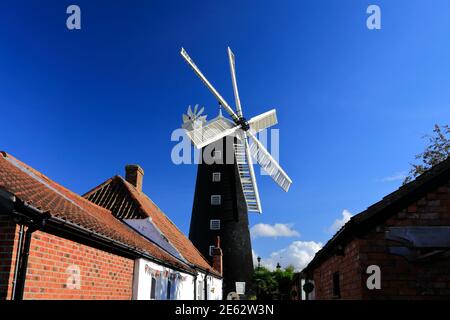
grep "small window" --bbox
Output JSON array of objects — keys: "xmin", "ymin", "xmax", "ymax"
[
  {"xmin": 211, "ymin": 195, "xmax": 221, "ymax": 205},
  {"xmin": 332, "ymin": 272, "xmax": 341, "ymax": 298},
  {"xmin": 209, "ymin": 245, "xmax": 215, "ymax": 256},
  {"xmin": 213, "ymin": 150, "xmax": 222, "ymax": 160},
  {"xmin": 150, "ymin": 277, "xmax": 157, "ymax": 300},
  {"xmin": 210, "ymin": 219, "xmax": 221, "ymax": 230},
  {"xmin": 212, "ymin": 172, "xmax": 221, "ymax": 182},
  {"xmin": 167, "ymin": 280, "xmax": 172, "ymax": 300}
]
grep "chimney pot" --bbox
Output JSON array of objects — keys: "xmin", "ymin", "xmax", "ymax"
[{"xmin": 125, "ymin": 164, "xmax": 144, "ymax": 192}]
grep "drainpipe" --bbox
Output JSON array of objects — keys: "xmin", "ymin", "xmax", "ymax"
[
  {"xmin": 13, "ymin": 216, "xmax": 48, "ymax": 300},
  {"xmin": 193, "ymin": 273, "xmax": 197, "ymax": 300},
  {"xmin": 6, "ymin": 199, "xmax": 50, "ymax": 301},
  {"xmin": 10, "ymin": 224, "xmax": 24, "ymax": 299}
]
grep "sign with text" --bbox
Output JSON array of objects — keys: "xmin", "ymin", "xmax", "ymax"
[{"xmin": 235, "ymin": 282, "xmax": 246, "ymax": 295}]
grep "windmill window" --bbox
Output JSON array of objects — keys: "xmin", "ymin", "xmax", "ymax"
[
  {"xmin": 332, "ymin": 272, "xmax": 341, "ymax": 298},
  {"xmin": 212, "ymin": 172, "xmax": 221, "ymax": 182},
  {"xmin": 211, "ymin": 195, "xmax": 221, "ymax": 205},
  {"xmin": 209, "ymin": 245, "xmax": 215, "ymax": 256},
  {"xmin": 210, "ymin": 219, "xmax": 221, "ymax": 230}
]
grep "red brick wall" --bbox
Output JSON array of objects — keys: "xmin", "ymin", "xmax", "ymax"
[
  {"xmin": 0, "ymin": 215, "xmax": 135, "ymax": 300},
  {"xmin": 311, "ymin": 239, "xmax": 364, "ymax": 299},
  {"xmin": 360, "ymin": 183, "xmax": 450, "ymax": 299},
  {"xmin": 312, "ymin": 182, "xmax": 450, "ymax": 300},
  {"xmin": 0, "ymin": 215, "xmax": 19, "ymax": 299}
]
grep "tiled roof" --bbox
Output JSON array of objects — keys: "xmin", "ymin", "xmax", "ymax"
[
  {"xmin": 83, "ymin": 176, "xmax": 219, "ymax": 275},
  {"xmin": 303, "ymin": 156, "xmax": 450, "ymax": 273},
  {"xmin": 0, "ymin": 151, "xmax": 194, "ymax": 273}
]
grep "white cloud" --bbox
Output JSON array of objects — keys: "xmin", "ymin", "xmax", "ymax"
[
  {"xmin": 326, "ymin": 209, "xmax": 352, "ymax": 234},
  {"xmin": 257, "ymin": 241, "xmax": 322, "ymax": 271},
  {"xmin": 378, "ymin": 171, "xmax": 407, "ymax": 182},
  {"xmin": 250, "ymin": 223, "xmax": 300, "ymax": 239}
]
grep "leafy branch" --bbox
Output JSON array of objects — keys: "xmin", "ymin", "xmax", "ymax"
[{"xmin": 404, "ymin": 124, "xmax": 450, "ymax": 184}]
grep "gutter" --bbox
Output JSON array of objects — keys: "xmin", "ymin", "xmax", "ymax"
[{"xmin": 47, "ymin": 215, "xmax": 197, "ymax": 276}]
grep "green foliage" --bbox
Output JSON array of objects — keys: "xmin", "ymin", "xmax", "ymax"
[
  {"xmin": 404, "ymin": 124, "xmax": 450, "ymax": 184},
  {"xmin": 253, "ymin": 265, "xmax": 296, "ymax": 300}
]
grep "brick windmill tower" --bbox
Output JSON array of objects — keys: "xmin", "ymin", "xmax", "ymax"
[{"xmin": 180, "ymin": 47, "xmax": 292, "ymax": 297}]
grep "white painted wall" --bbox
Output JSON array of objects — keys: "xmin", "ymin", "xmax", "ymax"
[
  {"xmin": 132, "ymin": 259, "xmax": 195, "ymax": 300},
  {"xmin": 132, "ymin": 258, "xmax": 222, "ymax": 300},
  {"xmin": 196, "ymin": 272, "xmax": 206, "ymax": 300},
  {"xmin": 208, "ymin": 275, "xmax": 223, "ymax": 300},
  {"xmin": 193, "ymin": 272, "xmax": 222, "ymax": 300}
]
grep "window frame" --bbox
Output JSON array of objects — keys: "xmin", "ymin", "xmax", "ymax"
[
  {"xmin": 210, "ymin": 219, "xmax": 221, "ymax": 230},
  {"xmin": 211, "ymin": 195, "xmax": 221, "ymax": 206},
  {"xmin": 332, "ymin": 272, "xmax": 341, "ymax": 298}
]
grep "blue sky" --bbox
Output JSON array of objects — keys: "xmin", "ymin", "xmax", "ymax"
[{"xmin": 1, "ymin": 0, "xmax": 450, "ymax": 270}]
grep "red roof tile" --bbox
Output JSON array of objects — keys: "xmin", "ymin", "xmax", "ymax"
[
  {"xmin": 84, "ymin": 176, "xmax": 219, "ymax": 275},
  {"xmin": 0, "ymin": 152, "xmax": 194, "ymax": 273}
]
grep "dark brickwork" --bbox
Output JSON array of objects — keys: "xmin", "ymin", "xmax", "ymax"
[
  {"xmin": 189, "ymin": 137, "xmax": 254, "ymax": 296},
  {"xmin": 310, "ymin": 182, "xmax": 450, "ymax": 300}
]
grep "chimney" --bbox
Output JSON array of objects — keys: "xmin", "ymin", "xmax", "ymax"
[
  {"xmin": 125, "ymin": 164, "xmax": 144, "ymax": 192},
  {"xmin": 212, "ymin": 236, "xmax": 223, "ymax": 276}
]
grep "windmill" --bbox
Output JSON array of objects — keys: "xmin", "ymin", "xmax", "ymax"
[
  {"xmin": 181, "ymin": 47, "xmax": 292, "ymax": 212},
  {"xmin": 180, "ymin": 47, "xmax": 292, "ymax": 296}
]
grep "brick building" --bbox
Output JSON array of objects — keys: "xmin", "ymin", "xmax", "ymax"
[
  {"xmin": 83, "ymin": 164, "xmax": 223, "ymax": 299},
  {"xmin": 301, "ymin": 157, "xmax": 450, "ymax": 300},
  {"xmin": 0, "ymin": 151, "xmax": 222, "ymax": 300}
]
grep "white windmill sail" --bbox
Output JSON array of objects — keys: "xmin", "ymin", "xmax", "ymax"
[
  {"xmin": 234, "ymin": 132, "xmax": 262, "ymax": 213},
  {"xmin": 227, "ymin": 47, "xmax": 243, "ymax": 118},
  {"xmin": 186, "ymin": 120, "xmax": 240, "ymax": 149},
  {"xmin": 248, "ymin": 109, "xmax": 278, "ymax": 133},
  {"xmin": 181, "ymin": 48, "xmax": 240, "ymax": 123},
  {"xmin": 247, "ymin": 130, "xmax": 292, "ymax": 192}
]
